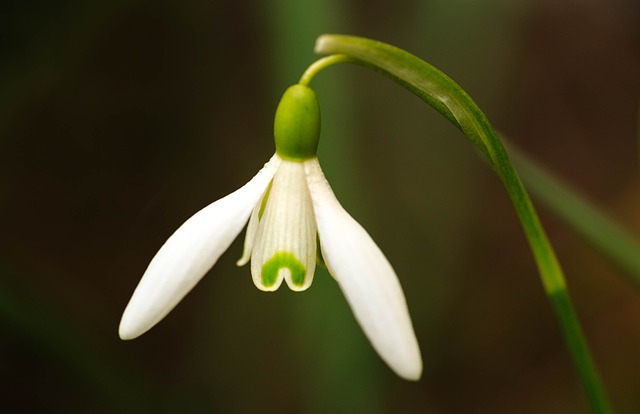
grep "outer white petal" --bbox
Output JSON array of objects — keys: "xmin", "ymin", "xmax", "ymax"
[
  {"xmin": 251, "ymin": 160, "xmax": 316, "ymax": 292},
  {"xmin": 119, "ymin": 155, "xmax": 280, "ymax": 340},
  {"xmin": 304, "ymin": 158, "xmax": 423, "ymax": 380}
]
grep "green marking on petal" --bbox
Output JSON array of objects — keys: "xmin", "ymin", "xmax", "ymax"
[{"xmin": 262, "ymin": 252, "xmax": 306, "ymax": 288}]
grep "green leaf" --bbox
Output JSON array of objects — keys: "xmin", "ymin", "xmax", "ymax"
[{"xmin": 510, "ymin": 144, "xmax": 640, "ymax": 288}]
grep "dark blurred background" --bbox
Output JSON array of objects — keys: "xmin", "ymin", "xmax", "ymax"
[{"xmin": 1, "ymin": 0, "xmax": 639, "ymax": 412}]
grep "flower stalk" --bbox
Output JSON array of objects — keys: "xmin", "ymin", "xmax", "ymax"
[{"xmin": 311, "ymin": 34, "xmax": 611, "ymax": 413}]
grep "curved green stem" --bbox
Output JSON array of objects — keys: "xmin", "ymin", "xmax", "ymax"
[
  {"xmin": 299, "ymin": 54, "xmax": 355, "ymax": 86},
  {"xmin": 310, "ymin": 34, "xmax": 611, "ymax": 413}
]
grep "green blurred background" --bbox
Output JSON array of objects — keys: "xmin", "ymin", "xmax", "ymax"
[{"xmin": 1, "ymin": 0, "xmax": 639, "ymax": 412}]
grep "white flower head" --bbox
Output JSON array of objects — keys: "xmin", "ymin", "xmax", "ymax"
[{"xmin": 119, "ymin": 85, "xmax": 422, "ymax": 381}]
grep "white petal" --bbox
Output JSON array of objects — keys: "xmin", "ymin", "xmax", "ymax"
[
  {"xmin": 251, "ymin": 160, "xmax": 317, "ymax": 292},
  {"xmin": 119, "ymin": 155, "xmax": 280, "ymax": 340},
  {"xmin": 304, "ymin": 158, "xmax": 423, "ymax": 380},
  {"xmin": 236, "ymin": 183, "xmax": 269, "ymax": 266}
]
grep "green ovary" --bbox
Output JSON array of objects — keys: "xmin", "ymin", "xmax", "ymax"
[
  {"xmin": 261, "ymin": 252, "xmax": 307, "ymax": 288},
  {"xmin": 273, "ymin": 84, "xmax": 320, "ymax": 161}
]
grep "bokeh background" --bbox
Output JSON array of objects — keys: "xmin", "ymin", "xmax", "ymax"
[{"xmin": 1, "ymin": 0, "xmax": 639, "ymax": 412}]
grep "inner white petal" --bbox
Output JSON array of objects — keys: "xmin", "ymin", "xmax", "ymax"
[
  {"xmin": 251, "ymin": 160, "xmax": 317, "ymax": 292},
  {"xmin": 236, "ymin": 183, "xmax": 270, "ymax": 267}
]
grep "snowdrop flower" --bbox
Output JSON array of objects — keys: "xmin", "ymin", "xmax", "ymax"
[{"xmin": 119, "ymin": 84, "xmax": 422, "ymax": 380}]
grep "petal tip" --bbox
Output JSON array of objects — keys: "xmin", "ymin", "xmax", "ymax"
[
  {"xmin": 285, "ymin": 282, "xmax": 312, "ymax": 292},
  {"xmin": 118, "ymin": 322, "xmax": 138, "ymax": 341},
  {"xmin": 252, "ymin": 277, "xmax": 284, "ymax": 292},
  {"xmin": 391, "ymin": 345, "xmax": 423, "ymax": 381},
  {"xmin": 379, "ymin": 336, "xmax": 423, "ymax": 381},
  {"xmin": 118, "ymin": 311, "xmax": 146, "ymax": 341},
  {"xmin": 398, "ymin": 360, "xmax": 423, "ymax": 381}
]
